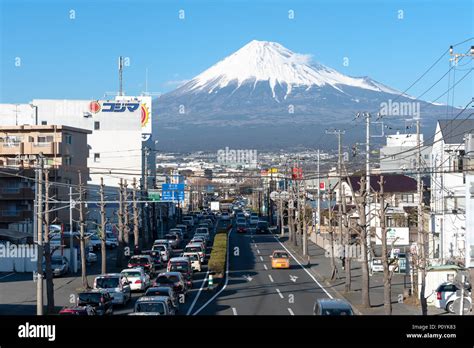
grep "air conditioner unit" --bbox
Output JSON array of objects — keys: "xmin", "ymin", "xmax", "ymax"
[{"xmin": 83, "ymin": 112, "xmax": 92, "ymax": 118}]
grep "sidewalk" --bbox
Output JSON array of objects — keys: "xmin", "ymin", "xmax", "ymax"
[{"xmin": 280, "ymin": 232, "xmax": 448, "ymax": 315}]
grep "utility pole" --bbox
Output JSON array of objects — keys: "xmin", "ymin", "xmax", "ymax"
[
  {"xmin": 118, "ymin": 56, "xmax": 124, "ymax": 96},
  {"xmin": 43, "ymin": 170, "xmax": 54, "ymax": 314},
  {"xmin": 328, "ymin": 187, "xmax": 337, "ymax": 280},
  {"xmin": 36, "ymin": 154, "xmax": 44, "ymax": 316},
  {"xmin": 69, "ymin": 186, "xmax": 74, "ymax": 273},
  {"xmin": 116, "ymin": 179, "xmax": 125, "ymax": 268},
  {"xmin": 132, "ymin": 177, "xmax": 140, "ymax": 253},
  {"xmin": 99, "ymin": 177, "xmax": 107, "ymax": 274},
  {"xmin": 342, "ymin": 184, "xmax": 351, "ymax": 292},
  {"xmin": 123, "ymin": 180, "xmax": 130, "ymax": 249},
  {"xmin": 317, "ymin": 149, "xmax": 321, "ymax": 234},
  {"xmin": 326, "ymin": 130, "xmax": 345, "ymax": 245},
  {"xmin": 365, "ymin": 113, "xmax": 372, "ymax": 271},
  {"xmin": 378, "ymin": 176, "xmax": 392, "ymax": 315},
  {"xmin": 78, "ymin": 171, "xmax": 89, "ymax": 289},
  {"xmin": 416, "ymin": 117, "xmax": 428, "ymax": 315}
]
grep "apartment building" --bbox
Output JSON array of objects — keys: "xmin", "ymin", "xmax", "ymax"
[{"xmin": 0, "ymin": 125, "xmax": 90, "ymax": 229}]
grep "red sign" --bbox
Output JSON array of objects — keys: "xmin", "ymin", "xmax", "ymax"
[
  {"xmin": 319, "ymin": 182, "xmax": 325, "ymax": 190},
  {"xmin": 292, "ymin": 167, "xmax": 303, "ymax": 179}
]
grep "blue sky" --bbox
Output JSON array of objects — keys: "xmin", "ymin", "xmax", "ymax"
[{"xmin": 0, "ymin": 0, "xmax": 472, "ymax": 106}]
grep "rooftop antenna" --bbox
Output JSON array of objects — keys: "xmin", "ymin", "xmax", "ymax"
[{"xmin": 118, "ymin": 56, "xmax": 124, "ymax": 96}]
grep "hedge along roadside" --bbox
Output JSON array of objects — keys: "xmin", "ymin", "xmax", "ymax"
[{"xmin": 207, "ymin": 223, "xmax": 232, "ymax": 277}]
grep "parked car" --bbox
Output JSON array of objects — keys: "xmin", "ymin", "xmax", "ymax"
[
  {"xmin": 434, "ymin": 282, "xmax": 472, "ymax": 313},
  {"xmin": 256, "ymin": 221, "xmax": 270, "ymax": 234},
  {"xmin": 184, "ymin": 243, "xmax": 205, "ymax": 263},
  {"xmin": 93, "ymin": 273, "xmax": 131, "ymax": 305},
  {"xmin": 120, "ymin": 268, "xmax": 151, "ymax": 292},
  {"xmin": 106, "ymin": 232, "xmax": 118, "ymax": 249},
  {"xmin": 43, "ymin": 255, "xmax": 69, "ymax": 277},
  {"xmin": 77, "ymin": 289, "xmax": 113, "ymax": 315},
  {"xmin": 167, "ymin": 257, "xmax": 193, "ymax": 288},
  {"xmin": 145, "ymin": 286, "xmax": 179, "ymax": 311},
  {"xmin": 152, "ymin": 243, "xmax": 170, "ymax": 262},
  {"xmin": 313, "ymin": 299, "xmax": 354, "ymax": 315},
  {"xmin": 132, "ymin": 296, "xmax": 176, "ymax": 315},
  {"xmin": 127, "ymin": 255, "xmax": 155, "ymax": 274},
  {"xmin": 182, "ymin": 252, "xmax": 202, "ymax": 272},
  {"xmin": 58, "ymin": 305, "xmax": 96, "ymax": 316},
  {"xmin": 87, "ymin": 233, "xmax": 102, "ymax": 251},
  {"xmin": 270, "ymin": 250, "xmax": 290, "ymax": 269},
  {"xmin": 153, "ymin": 272, "xmax": 188, "ymax": 296},
  {"xmin": 86, "ymin": 252, "xmax": 97, "ymax": 264}
]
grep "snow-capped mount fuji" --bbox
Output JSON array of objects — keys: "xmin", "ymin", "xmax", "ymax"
[
  {"xmin": 153, "ymin": 40, "xmax": 452, "ymax": 151},
  {"xmin": 182, "ymin": 40, "xmax": 399, "ymax": 99}
]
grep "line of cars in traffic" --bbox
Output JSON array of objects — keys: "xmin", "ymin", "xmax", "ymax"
[{"xmin": 60, "ymin": 211, "xmax": 216, "ymax": 316}]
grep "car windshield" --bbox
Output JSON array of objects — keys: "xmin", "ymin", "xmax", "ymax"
[
  {"xmin": 165, "ymin": 235, "xmax": 177, "ymax": 240},
  {"xmin": 130, "ymin": 257, "xmax": 149, "ymax": 264},
  {"xmin": 237, "ymin": 220, "xmax": 246, "ymax": 224},
  {"xmin": 185, "ymin": 247, "xmax": 201, "ymax": 253},
  {"xmin": 96, "ymin": 277, "xmax": 119, "ymax": 289},
  {"xmin": 145, "ymin": 289, "xmax": 168, "ymax": 296},
  {"xmin": 321, "ymin": 308, "xmax": 353, "ymax": 315},
  {"xmin": 51, "ymin": 257, "xmax": 64, "ymax": 265},
  {"xmin": 169, "ymin": 263, "xmax": 188, "ymax": 272},
  {"xmin": 273, "ymin": 252, "xmax": 288, "ymax": 258},
  {"xmin": 79, "ymin": 293, "xmax": 101, "ymax": 304},
  {"xmin": 152, "ymin": 245, "xmax": 165, "ymax": 251},
  {"xmin": 186, "ymin": 254, "xmax": 198, "ymax": 261},
  {"xmin": 121, "ymin": 271, "xmax": 140, "ymax": 278},
  {"xmin": 135, "ymin": 302, "xmax": 165, "ymax": 314}
]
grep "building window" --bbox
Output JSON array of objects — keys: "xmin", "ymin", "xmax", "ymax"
[
  {"xmin": 65, "ymin": 134, "xmax": 72, "ymax": 144},
  {"xmin": 401, "ymin": 194, "xmax": 414, "ymax": 203},
  {"xmin": 37, "ymin": 135, "xmax": 53, "ymax": 143},
  {"xmin": 94, "ymin": 121, "xmax": 100, "ymax": 130},
  {"xmin": 94, "ymin": 153, "xmax": 100, "ymax": 162},
  {"xmin": 64, "ymin": 178, "xmax": 72, "ymax": 185},
  {"xmin": 64, "ymin": 155, "xmax": 72, "ymax": 166},
  {"xmin": 41, "ymin": 121, "xmax": 47, "ymax": 125}
]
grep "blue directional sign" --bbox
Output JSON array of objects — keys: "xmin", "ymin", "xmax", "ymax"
[{"xmin": 162, "ymin": 183, "xmax": 185, "ymax": 202}]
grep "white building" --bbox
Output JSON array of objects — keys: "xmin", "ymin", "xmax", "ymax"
[
  {"xmin": 0, "ymin": 97, "xmax": 155, "ymax": 188},
  {"xmin": 380, "ymin": 132, "xmax": 431, "ymax": 173},
  {"xmin": 430, "ymin": 120, "xmax": 473, "ymax": 263}
]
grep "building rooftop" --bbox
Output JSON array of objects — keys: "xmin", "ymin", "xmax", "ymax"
[{"xmin": 438, "ymin": 119, "xmax": 474, "ymax": 144}]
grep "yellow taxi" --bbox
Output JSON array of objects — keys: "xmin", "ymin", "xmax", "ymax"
[{"xmin": 270, "ymin": 250, "xmax": 290, "ymax": 269}]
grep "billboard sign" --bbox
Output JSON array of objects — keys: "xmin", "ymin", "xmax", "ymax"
[
  {"xmin": 210, "ymin": 201, "xmax": 220, "ymax": 211},
  {"xmin": 375, "ymin": 227, "xmax": 409, "ymax": 246},
  {"xmin": 114, "ymin": 96, "xmax": 152, "ymax": 141}
]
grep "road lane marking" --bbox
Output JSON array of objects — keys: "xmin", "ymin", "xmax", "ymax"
[
  {"xmin": 193, "ymin": 229, "xmax": 233, "ymax": 315},
  {"xmin": 232, "ymin": 307, "xmax": 238, "ymax": 315},
  {"xmin": 288, "ymin": 308, "xmax": 295, "ymax": 315},
  {"xmin": 257, "ymin": 249, "xmax": 261, "ymax": 254},
  {"xmin": 186, "ymin": 270, "xmax": 209, "ymax": 316},
  {"xmin": 273, "ymin": 236, "xmax": 333, "ymax": 299},
  {"xmin": 268, "ymin": 274, "xmax": 274, "ymax": 283},
  {"xmin": 276, "ymin": 288, "xmax": 284, "ymax": 299},
  {"xmin": 259, "ymin": 256, "xmax": 264, "ymax": 261},
  {"xmin": 263, "ymin": 264, "xmax": 268, "ymax": 270}
]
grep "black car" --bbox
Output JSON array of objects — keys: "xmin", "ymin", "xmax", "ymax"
[
  {"xmin": 141, "ymin": 250, "xmax": 163, "ymax": 271},
  {"xmin": 153, "ymin": 272, "xmax": 188, "ymax": 296},
  {"xmin": 256, "ymin": 221, "xmax": 270, "ymax": 234},
  {"xmin": 145, "ymin": 286, "xmax": 180, "ymax": 311},
  {"xmin": 77, "ymin": 290, "xmax": 113, "ymax": 315}
]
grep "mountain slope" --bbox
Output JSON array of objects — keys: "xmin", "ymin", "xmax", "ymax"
[{"xmin": 153, "ymin": 40, "xmax": 455, "ymax": 151}]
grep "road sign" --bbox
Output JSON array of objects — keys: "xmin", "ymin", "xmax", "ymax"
[
  {"xmin": 148, "ymin": 190, "xmax": 161, "ymax": 202},
  {"xmin": 161, "ymin": 183, "xmax": 185, "ymax": 202},
  {"xmin": 270, "ymin": 191, "xmax": 290, "ymax": 201},
  {"xmin": 319, "ymin": 182, "xmax": 325, "ymax": 190}
]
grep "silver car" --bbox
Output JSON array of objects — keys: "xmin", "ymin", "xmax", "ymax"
[{"xmin": 93, "ymin": 273, "xmax": 131, "ymax": 305}]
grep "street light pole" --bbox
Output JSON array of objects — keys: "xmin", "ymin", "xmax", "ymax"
[{"xmin": 36, "ymin": 154, "xmax": 44, "ymax": 315}]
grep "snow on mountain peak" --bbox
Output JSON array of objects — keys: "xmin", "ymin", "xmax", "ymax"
[{"xmin": 183, "ymin": 40, "xmax": 399, "ymax": 97}]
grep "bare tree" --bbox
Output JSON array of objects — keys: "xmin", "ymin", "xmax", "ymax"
[
  {"xmin": 99, "ymin": 177, "xmax": 107, "ymax": 274},
  {"xmin": 347, "ymin": 176, "xmax": 371, "ymax": 308},
  {"xmin": 132, "ymin": 178, "xmax": 140, "ymax": 254},
  {"xmin": 116, "ymin": 179, "xmax": 125, "ymax": 268},
  {"xmin": 78, "ymin": 171, "xmax": 89, "ymax": 289},
  {"xmin": 342, "ymin": 185, "xmax": 351, "ymax": 292},
  {"xmin": 328, "ymin": 188, "xmax": 338, "ymax": 281}
]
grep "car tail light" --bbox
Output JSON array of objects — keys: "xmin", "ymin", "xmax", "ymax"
[
  {"xmin": 100, "ymin": 297, "xmax": 105, "ymax": 303},
  {"xmin": 436, "ymin": 292, "xmax": 442, "ymax": 300},
  {"xmin": 135, "ymin": 280, "xmax": 142, "ymax": 284}
]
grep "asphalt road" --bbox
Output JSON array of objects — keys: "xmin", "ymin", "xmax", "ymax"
[{"xmin": 195, "ymin": 226, "xmax": 333, "ymax": 315}]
